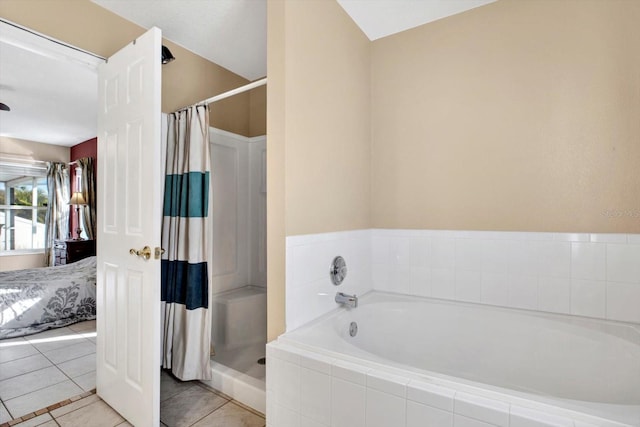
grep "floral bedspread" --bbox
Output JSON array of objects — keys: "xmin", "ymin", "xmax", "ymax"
[{"xmin": 0, "ymin": 256, "xmax": 96, "ymax": 339}]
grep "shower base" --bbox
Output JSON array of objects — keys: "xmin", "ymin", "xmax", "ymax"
[{"xmin": 201, "ymin": 347, "xmax": 266, "ymax": 414}]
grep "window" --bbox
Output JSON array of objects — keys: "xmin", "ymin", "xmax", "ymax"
[{"xmin": 0, "ymin": 167, "xmax": 49, "ymax": 252}]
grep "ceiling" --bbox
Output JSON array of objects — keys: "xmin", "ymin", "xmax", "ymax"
[
  {"xmin": 0, "ymin": 1, "xmax": 496, "ymax": 148},
  {"xmin": 337, "ymin": 0, "xmax": 497, "ymax": 40},
  {"xmin": 0, "ymin": 21, "xmax": 100, "ymax": 147}
]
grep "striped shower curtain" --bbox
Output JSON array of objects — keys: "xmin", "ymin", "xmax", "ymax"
[{"xmin": 161, "ymin": 105, "xmax": 212, "ymax": 380}]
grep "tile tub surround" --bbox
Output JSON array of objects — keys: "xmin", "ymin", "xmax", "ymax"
[
  {"xmin": 286, "ymin": 229, "xmax": 640, "ymax": 331},
  {"xmin": 266, "ymin": 341, "xmax": 634, "ymax": 427},
  {"xmin": 286, "ymin": 230, "xmax": 372, "ymax": 331},
  {"xmin": 371, "ymin": 229, "xmax": 640, "ymax": 323}
]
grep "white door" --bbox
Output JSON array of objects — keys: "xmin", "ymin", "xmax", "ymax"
[{"xmin": 96, "ymin": 27, "xmax": 162, "ymax": 427}]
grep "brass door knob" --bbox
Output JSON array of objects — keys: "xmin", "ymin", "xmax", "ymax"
[{"xmin": 129, "ymin": 246, "xmax": 152, "ymax": 260}]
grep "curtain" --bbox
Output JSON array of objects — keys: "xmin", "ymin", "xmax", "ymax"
[
  {"xmin": 44, "ymin": 163, "xmax": 69, "ymax": 266},
  {"xmin": 161, "ymin": 105, "xmax": 212, "ymax": 380},
  {"xmin": 76, "ymin": 157, "xmax": 97, "ymax": 240}
]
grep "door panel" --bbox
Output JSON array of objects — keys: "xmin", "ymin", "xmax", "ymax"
[{"xmin": 96, "ymin": 27, "xmax": 162, "ymax": 427}]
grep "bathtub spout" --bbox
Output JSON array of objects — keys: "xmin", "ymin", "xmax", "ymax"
[{"xmin": 335, "ymin": 292, "xmax": 358, "ymax": 308}]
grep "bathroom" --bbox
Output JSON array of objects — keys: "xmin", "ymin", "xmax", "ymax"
[
  {"xmin": 1, "ymin": 0, "xmax": 638, "ymax": 426},
  {"xmin": 266, "ymin": 1, "xmax": 639, "ymax": 426}
]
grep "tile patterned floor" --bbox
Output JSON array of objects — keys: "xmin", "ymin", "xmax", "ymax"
[
  {"xmin": 0, "ymin": 373, "xmax": 265, "ymax": 427},
  {"xmin": 0, "ymin": 321, "xmax": 97, "ymax": 422},
  {"xmin": 0, "ymin": 323, "xmax": 265, "ymax": 426}
]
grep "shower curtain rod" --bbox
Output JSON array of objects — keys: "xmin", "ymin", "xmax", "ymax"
[{"xmin": 175, "ymin": 77, "xmax": 267, "ymax": 112}]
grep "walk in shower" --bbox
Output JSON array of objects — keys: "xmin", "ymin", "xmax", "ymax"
[{"xmin": 202, "ymin": 127, "xmax": 267, "ymax": 412}]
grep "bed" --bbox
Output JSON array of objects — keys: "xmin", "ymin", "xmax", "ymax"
[{"xmin": 0, "ymin": 256, "xmax": 96, "ymax": 339}]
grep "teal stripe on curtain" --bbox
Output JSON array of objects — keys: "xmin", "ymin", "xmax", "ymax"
[{"xmin": 163, "ymin": 171, "xmax": 210, "ymax": 218}]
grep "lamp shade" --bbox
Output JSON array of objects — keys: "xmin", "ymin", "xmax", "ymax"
[{"xmin": 69, "ymin": 191, "xmax": 87, "ymax": 205}]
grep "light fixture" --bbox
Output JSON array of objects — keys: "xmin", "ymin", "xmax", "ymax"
[
  {"xmin": 161, "ymin": 45, "xmax": 175, "ymax": 64},
  {"xmin": 69, "ymin": 191, "xmax": 87, "ymax": 240},
  {"xmin": 0, "ymin": 103, "xmax": 9, "ymax": 111}
]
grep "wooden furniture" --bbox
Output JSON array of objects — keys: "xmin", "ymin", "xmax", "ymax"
[{"xmin": 53, "ymin": 239, "xmax": 96, "ymax": 266}]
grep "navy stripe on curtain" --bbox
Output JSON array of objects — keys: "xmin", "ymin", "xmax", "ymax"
[
  {"xmin": 163, "ymin": 171, "xmax": 210, "ymax": 217},
  {"xmin": 161, "ymin": 260, "xmax": 208, "ymax": 309}
]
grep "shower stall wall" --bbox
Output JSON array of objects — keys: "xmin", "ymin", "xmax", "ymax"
[{"xmin": 203, "ymin": 127, "xmax": 267, "ymax": 412}]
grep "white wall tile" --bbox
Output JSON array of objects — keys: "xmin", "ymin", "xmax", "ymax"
[
  {"xmin": 372, "ymin": 262, "xmax": 393, "ymax": 292},
  {"xmin": 365, "ymin": 388, "xmax": 406, "ymax": 427},
  {"xmin": 509, "ymin": 406, "xmax": 573, "ymax": 427},
  {"xmin": 275, "ymin": 359, "xmax": 300, "ymax": 411},
  {"xmin": 431, "ymin": 268, "xmax": 455, "ymax": 300},
  {"xmin": 590, "ymin": 233, "xmax": 628, "ymax": 243},
  {"xmin": 571, "ymin": 280, "xmax": 606, "ymax": 318},
  {"xmin": 431, "ymin": 238, "xmax": 456, "ymax": 269},
  {"xmin": 571, "ymin": 243, "xmax": 606, "ymax": 281},
  {"xmin": 455, "ymin": 239, "xmax": 484, "ymax": 272},
  {"xmin": 332, "ymin": 378, "xmax": 365, "ymax": 427},
  {"xmin": 454, "ymin": 393, "xmax": 509, "ymax": 427},
  {"xmin": 553, "ymin": 233, "xmax": 589, "ymax": 242},
  {"xmin": 391, "ymin": 236, "xmax": 412, "ymax": 266},
  {"xmin": 299, "ymin": 353, "xmax": 334, "ymax": 375},
  {"xmin": 289, "ymin": 229, "xmax": 637, "ymax": 331},
  {"xmin": 299, "ymin": 367, "xmax": 331, "ymax": 426},
  {"xmin": 411, "ymin": 237, "xmax": 431, "ymax": 267},
  {"xmin": 606, "ymin": 282, "xmax": 640, "ymax": 323},
  {"xmin": 537, "ymin": 277, "xmax": 571, "ymax": 314},
  {"xmin": 407, "ymin": 400, "xmax": 453, "ymax": 427},
  {"xmin": 409, "ymin": 266, "xmax": 431, "ymax": 297},
  {"xmin": 535, "ymin": 241, "xmax": 571, "ymax": 278},
  {"xmin": 481, "ymin": 240, "xmax": 510, "ymax": 274},
  {"xmin": 628, "ymin": 234, "xmax": 640, "ymax": 244},
  {"xmin": 299, "ymin": 416, "xmax": 327, "ymax": 427},
  {"xmin": 454, "ymin": 414, "xmax": 499, "ymax": 427},
  {"xmin": 606, "ymin": 244, "xmax": 640, "ymax": 284},
  {"xmin": 332, "ymin": 360, "xmax": 370, "ymax": 385},
  {"xmin": 508, "ymin": 241, "xmax": 538, "ymax": 276},
  {"xmin": 273, "ymin": 404, "xmax": 300, "ymax": 427},
  {"xmin": 455, "ymin": 270, "xmax": 482, "ymax": 302},
  {"xmin": 508, "ymin": 275, "xmax": 538, "ymax": 310},
  {"xmin": 480, "ymin": 273, "xmax": 510, "ymax": 306},
  {"xmin": 406, "ymin": 381, "xmax": 455, "ymax": 412},
  {"xmin": 366, "ymin": 371, "xmax": 408, "ymax": 398}
]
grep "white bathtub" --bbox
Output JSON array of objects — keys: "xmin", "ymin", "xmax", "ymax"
[{"xmin": 268, "ymin": 292, "xmax": 640, "ymax": 427}]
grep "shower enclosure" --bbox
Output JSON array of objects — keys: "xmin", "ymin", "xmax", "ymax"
[{"xmin": 203, "ymin": 127, "xmax": 267, "ymax": 411}]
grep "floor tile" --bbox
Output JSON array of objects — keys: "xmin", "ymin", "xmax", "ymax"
[
  {"xmin": 26, "ymin": 327, "xmax": 83, "ymax": 352},
  {"xmin": 71, "ymin": 371, "xmax": 96, "ymax": 392},
  {"xmin": 0, "ymin": 402, "xmax": 11, "ymax": 424},
  {"xmin": 160, "ymin": 385, "xmax": 228, "ymax": 427},
  {"xmin": 31, "ymin": 421, "xmax": 58, "ymax": 427},
  {"xmin": 56, "ymin": 400, "xmax": 124, "ymax": 427},
  {"xmin": 0, "ymin": 338, "xmax": 38, "ymax": 364},
  {"xmin": 0, "ymin": 354, "xmax": 52, "ymax": 381},
  {"xmin": 10, "ymin": 413, "xmax": 53, "ymax": 427},
  {"xmin": 57, "ymin": 353, "xmax": 95, "ymax": 378},
  {"xmin": 115, "ymin": 422, "xmax": 133, "ymax": 427},
  {"xmin": 160, "ymin": 371, "xmax": 199, "ymax": 402},
  {"xmin": 0, "ymin": 366, "xmax": 67, "ymax": 400},
  {"xmin": 68, "ymin": 320, "xmax": 96, "ymax": 333},
  {"xmin": 42, "ymin": 340, "xmax": 95, "ymax": 364},
  {"xmin": 3, "ymin": 380, "xmax": 83, "ymax": 419},
  {"xmin": 49, "ymin": 394, "xmax": 100, "ymax": 418},
  {"xmin": 192, "ymin": 402, "xmax": 265, "ymax": 427}
]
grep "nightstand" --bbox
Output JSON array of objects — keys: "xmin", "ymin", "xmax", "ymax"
[{"xmin": 53, "ymin": 239, "xmax": 96, "ymax": 266}]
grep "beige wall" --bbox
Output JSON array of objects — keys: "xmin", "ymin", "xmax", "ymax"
[
  {"xmin": 267, "ymin": 0, "xmax": 371, "ymax": 339},
  {"xmin": 371, "ymin": 0, "xmax": 640, "ymax": 233},
  {"xmin": 0, "ymin": 137, "xmax": 69, "ymax": 271},
  {"xmin": 0, "ymin": 0, "xmax": 266, "ymax": 137},
  {"xmin": 0, "ymin": 137, "xmax": 70, "ymax": 163}
]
